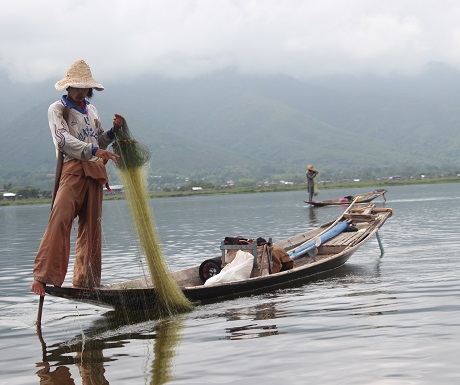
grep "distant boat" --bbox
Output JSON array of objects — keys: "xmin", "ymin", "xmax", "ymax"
[
  {"xmin": 305, "ymin": 189, "xmax": 387, "ymax": 207},
  {"xmin": 45, "ymin": 204, "xmax": 393, "ymax": 311}
]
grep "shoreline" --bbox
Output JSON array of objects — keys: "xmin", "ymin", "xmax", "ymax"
[{"xmin": 1, "ymin": 177, "xmax": 459, "ymax": 206}]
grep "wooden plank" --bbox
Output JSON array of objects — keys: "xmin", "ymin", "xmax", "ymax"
[
  {"xmin": 322, "ymin": 231, "xmax": 361, "ymax": 246},
  {"xmin": 343, "ymin": 213, "xmax": 377, "ymax": 221}
]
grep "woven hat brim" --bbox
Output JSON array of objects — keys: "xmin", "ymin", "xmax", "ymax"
[{"xmin": 55, "ymin": 80, "xmax": 104, "ymax": 91}]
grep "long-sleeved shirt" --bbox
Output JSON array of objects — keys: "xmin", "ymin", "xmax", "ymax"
[
  {"xmin": 48, "ymin": 96, "xmax": 114, "ymax": 162},
  {"xmin": 306, "ymin": 170, "xmax": 318, "ymax": 188}
]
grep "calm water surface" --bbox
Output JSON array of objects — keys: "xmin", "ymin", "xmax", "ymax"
[{"xmin": 1, "ymin": 184, "xmax": 459, "ymax": 384}]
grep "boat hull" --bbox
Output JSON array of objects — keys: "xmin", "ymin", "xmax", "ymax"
[
  {"xmin": 307, "ymin": 189, "xmax": 387, "ymax": 207},
  {"xmin": 46, "ymin": 206, "xmax": 393, "ymax": 311},
  {"xmin": 46, "ymin": 251, "xmax": 353, "ymax": 309}
]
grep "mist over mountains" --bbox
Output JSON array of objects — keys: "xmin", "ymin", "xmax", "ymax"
[{"xmin": 2, "ymin": 62, "xmax": 460, "ymax": 190}]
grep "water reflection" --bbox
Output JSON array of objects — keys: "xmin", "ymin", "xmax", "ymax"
[
  {"xmin": 222, "ymin": 302, "xmax": 289, "ymax": 340},
  {"xmin": 35, "ymin": 314, "xmax": 183, "ymax": 385},
  {"xmin": 149, "ymin": 319, "xmax": 183, "ymax": 384},
  {"xmin": 35, "ymin": 364, "xmax": 75, "ymax": 385},
  {"xmin": 225, "ymin": 323, "xmax": 280, "ymax": 340},
  {"xmin": 307, "ymin": 206, "xmax": 319, "ymax": 225}
]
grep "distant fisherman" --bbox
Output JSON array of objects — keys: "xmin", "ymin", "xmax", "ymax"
[
  {"xmin": 306, "ymin": 164, "xmax": 318, "ymax": 203},
  {"xmin": 30, "ymin": 60, "xmax": 125, "ymax": 296}
]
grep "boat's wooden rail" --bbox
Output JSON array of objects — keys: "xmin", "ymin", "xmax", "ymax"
[{"xmin": 276, "ymin": 228, "xmax": 324, "ymax": 252}]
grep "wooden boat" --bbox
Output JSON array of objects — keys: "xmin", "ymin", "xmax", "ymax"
[
  {"xmin": 305, "ymin": 189, "xmax": 387, "ymax": 207},
  {"xmin": 46, "ymin": 205, "xmax": 393, "ymax": 311}
]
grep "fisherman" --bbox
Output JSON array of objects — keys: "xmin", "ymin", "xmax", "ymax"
[
  {"xmin": 306, "ymin": 164, "xmax": 319, "ymax": 203},
  {"xmin": 30, "ymin": 59, "xmax": 125, "ymax": 296}
]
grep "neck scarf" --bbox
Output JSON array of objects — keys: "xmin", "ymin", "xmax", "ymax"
[{"xmin": 61, "ymin": 95, "xmax": 89, "ymax": 115}]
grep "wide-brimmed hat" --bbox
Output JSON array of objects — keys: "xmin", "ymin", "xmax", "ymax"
[
  {"xmin": 307, "ymin": 164, "xmax": 317, "ymax": 171},
  {"xmin": 54, "ymin": 59, "xmax": 104, "ymax": 91}
]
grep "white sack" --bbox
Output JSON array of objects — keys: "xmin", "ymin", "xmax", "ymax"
[{"xmin": 204, "ymin": 250, "xmax": 253, "ymax": 286}]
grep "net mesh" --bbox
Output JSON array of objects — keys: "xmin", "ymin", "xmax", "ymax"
[
  {"xmin": 113, "ymin": 122, "xmax": 192, "ymax": 316},
  {"xmin": 112, "ymin": 122, "xmax": 151, "ymax": 170}
]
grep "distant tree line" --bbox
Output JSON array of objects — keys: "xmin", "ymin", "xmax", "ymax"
[
  {"xmin": 2, "ymin": 164, "xmax": 459, "ymax": 199},
  {"xmin": 0, "ymin": 185, "xmax": 52, "ymax": 200}
]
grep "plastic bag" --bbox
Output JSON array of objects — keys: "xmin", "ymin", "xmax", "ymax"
[{"xmin": 204, "ymin": 250, "xmax": 254, "ymax": 286}]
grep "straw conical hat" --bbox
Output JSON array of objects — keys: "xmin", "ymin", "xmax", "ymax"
[{"xmin": 54, "ymin": 59, "xmax": 104, "ymax": 91}]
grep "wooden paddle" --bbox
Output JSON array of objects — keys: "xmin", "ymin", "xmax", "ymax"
[
  {"xmin": 36, "ymin": 107, "xmax": 69, "ymax": 326},
  {"xmin": 36, "ymin": 153, "xmax": 62, "ymax": 326},
  {"xmin": 50, "ymin": 151, "xmax": 64, "ymax": 211},
  {"xmin": 36, "ymin": 295, "xmax": 44, "ymax": 327}
]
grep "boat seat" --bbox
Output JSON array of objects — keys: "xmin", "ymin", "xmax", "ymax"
[
  {"xmin": 220, "ymin": 240, "xmax": 273, "ymax": 277},
  {"xmin": 362, "ymin": 205, "xmax": 375, "ymax": 214},
  {"xmin": 343, "ymin": 213, "xmax": 377, "ymax": 222}
]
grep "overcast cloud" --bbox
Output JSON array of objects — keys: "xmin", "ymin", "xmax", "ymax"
[{"xmin": 2, "ymin": 0, "xmax": 460, "ymax": 84}]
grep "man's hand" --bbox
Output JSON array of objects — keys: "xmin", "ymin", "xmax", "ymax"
[
  {"xmin": 95, "ymin": 148, "xmax": 120, "ymax": 164},
  {"xmin": 113, "ymin": 114, "xmax": 125, "ymax": 131}
]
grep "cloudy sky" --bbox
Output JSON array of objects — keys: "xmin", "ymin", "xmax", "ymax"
[{"xmin": 2, "ymin": 0, "xmax": 460, "ymax": 84}]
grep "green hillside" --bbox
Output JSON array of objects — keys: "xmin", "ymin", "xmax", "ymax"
[{"xmin": 1, "ymin": 68, "xmax": 460, "ymax": 189}]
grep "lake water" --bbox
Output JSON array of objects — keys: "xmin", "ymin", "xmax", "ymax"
[{"xmin": 1, "ymin": 183, "xmax": 459, "ymax": 385}]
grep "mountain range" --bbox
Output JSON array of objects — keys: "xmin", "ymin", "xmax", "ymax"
[{"xmin": 1, "ymin": 62, "xmax": 460, "ymax": 190}]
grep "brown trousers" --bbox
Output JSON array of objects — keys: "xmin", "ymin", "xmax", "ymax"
[{"xmin": 33, "ymin": 160, "xmax": 106, "ymax": 288}]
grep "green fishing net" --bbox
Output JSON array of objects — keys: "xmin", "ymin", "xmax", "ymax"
[
  {"xmin": 112, "ymin": 120, "xmax": 192, "ymax": 316},
  {"xmin": 112, "ymin": 122, "xmax": 151, "ymax": 169}
]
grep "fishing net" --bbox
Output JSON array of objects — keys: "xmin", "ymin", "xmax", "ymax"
[
  {"xmin": 112, "ymin": 122, "xmax": 151, "ymax": 169},
  {"xmin": 113, "ymin": 121, "xmax": 192, "ymax": 316}
]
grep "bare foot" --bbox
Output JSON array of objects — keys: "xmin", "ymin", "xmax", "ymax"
[{"xmin": 30, "ymin": 280, "xmax": 46, "ymax": 296}]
